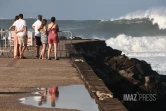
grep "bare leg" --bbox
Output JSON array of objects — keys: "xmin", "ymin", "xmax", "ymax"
[
  {"xmin": 14, "ymin": 36, "xmax": 18, "ymax": 58},
  {"xmin": 42, "ymin": 44, "xmax": 47, "ymax": 59},
  {"xmin": 40, "ymin": 44, "xmax": 43, "ymax": 59},
  {"xmin": 19, "ymin": 44, "xmax": 23, "ymax": 58},
  {"xmin": 21, "ymin": 44, "xmax": 27, "ymax": 58},
  {"xmin": 22, "ymin": 45, "xmax": 27, "ymax": 52},
  {"xmin": 40, "ymin": 44, "xmax": 47, "ymax": 59},
  {"xmin": 17, "ymin": 44, "xmax": 20, "ymax": 57},
  {"xmin": 36, "ymin": 45, "xmax": 40, "ymax": 57},
  {"xmin": 47, "ymin": 44, "xmax": 52, "ymax": 60},
  {"xmin": 53, "ymin": 43, "xmax": 58, "ymax": 59}
]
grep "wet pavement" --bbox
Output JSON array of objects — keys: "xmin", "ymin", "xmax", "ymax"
[
  {"xmin": 0, "ymin": 40, "xmax": 128, "ymax": 111},
  {"xmin": 19, "ymin": 85, "xmax": 99, "ymax": 111},
  {"xmin": 0, "ymin": 58, "xmax": 85, "ymax": 111}
]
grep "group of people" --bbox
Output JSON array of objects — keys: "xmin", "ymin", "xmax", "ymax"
[{"xmin": 7, "ymin": 14, "xmax": 59, "ymax": 60}]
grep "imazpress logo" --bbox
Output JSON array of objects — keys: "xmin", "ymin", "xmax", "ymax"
[{"xmin": 123, "ymin": 92, "xmax": 156, "ymax": 102}]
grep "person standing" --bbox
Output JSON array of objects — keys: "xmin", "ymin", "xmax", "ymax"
[
  {"xmin": 32, "ymin": 15, "xmax": 42, "ymax": 58},
  {"xmin": 13, "ymin": 14, "xmax": 27, "ymax": 59},
  {"xmin": 7, "ymin": 15, "xmax": 19, "ymax": 58},
  {"xmin": 38, "ymin": 19, "xmax": 48, "ymax": 59},
  {"xmin": 47, "ymin": 17, "xmax": 59, "ymax": 60}
]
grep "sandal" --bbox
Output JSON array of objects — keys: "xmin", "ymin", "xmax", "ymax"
[{"xmin": 55, "ymin": 57, "xmax": 59, "ymax": 60}]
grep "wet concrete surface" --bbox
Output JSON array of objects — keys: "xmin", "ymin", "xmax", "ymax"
[
  {"xmin": 0, "ymin": 40, "xmax": 126, "ymax": 111},
  {"xmin": 0, "ymin": 58, "xmax": 84, "ymax": 111},
  {"xmin": 19, "ymin": 85, "xmax": 99, "ymax": 111}
]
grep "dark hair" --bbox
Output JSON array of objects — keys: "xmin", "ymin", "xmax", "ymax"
[
  {"xmin": 14, "ymin": 15, "xmax": 19, "ymax": 21},
  {"xmin": 38, "ymin": 19, "xmax": 47, "ymax": 31},
  {"xmin": 38, "ymin": 14, "xmax": 42, "ymax": 21},
  {"xmin": 51, "ymin": 17, "xmax": 56, "ymax": 22},
  {"xmin": 19, "ymin": 14, "xmax": 23, "ymax": 19}
]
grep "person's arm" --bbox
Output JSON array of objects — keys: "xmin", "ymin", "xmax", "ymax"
[
  {"xmin": 6, "ymin": 21, "xmax": 16, "ymax": 31},
  {"xmin": 16, "ymin": 29, "xmax": 24, "ymax": 33},
  {"xmin": 43, "ymin": 26, "xmax": 47, "ymax": 34},
  {"xmin": 32, "ymin": 25, "xmax": 35, "ymax": 29},
  {"xmin": 7, "ymin": 25, "xmax": 14, "ymax": 31},
  {"xmin": 32, "ymin": 21, "xmax": 36, "ymax": 29},
  {"xmin": 16, "ymin": 21, "xmax": 27, "ymax": 33},
  {"xmin": 56, "ymin": 24, "xmax": 59, "ymax": 32},
  {"xmin": 24, "ymin": 26, "xmax": 27, "ymax": 32}
]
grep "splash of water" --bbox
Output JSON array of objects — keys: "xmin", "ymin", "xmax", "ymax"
[
  {"xmin": 108, "ymin": 7, "xmax": 166, "ymax": 29},
  {"xmin": 106, "ymin": 34, "xmax": 166, "ymax": 53}
]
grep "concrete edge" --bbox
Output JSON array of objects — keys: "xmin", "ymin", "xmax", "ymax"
[{"xmin": 67, "ymin": 42, "xmax": 128, "ymax": 111}]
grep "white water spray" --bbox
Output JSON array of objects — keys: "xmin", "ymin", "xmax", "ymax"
[{"xmin": 109, "ymin": 7, "xmax": 166, "ymax": 29}]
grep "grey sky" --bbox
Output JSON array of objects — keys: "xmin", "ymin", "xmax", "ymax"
[{"xmin": 0, "ymin": 0, "xmax": 165, "ymax": 20}]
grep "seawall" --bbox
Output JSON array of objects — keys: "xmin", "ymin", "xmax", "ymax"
[{"xmin": 67, "ymin": 40, "xmax": 166, "ymax": 111}]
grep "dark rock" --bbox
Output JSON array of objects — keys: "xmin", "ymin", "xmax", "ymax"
[
  {"xmin": 70, "ymin": 40, "xmax": 166, "ymax": 111},
  {"xmin": 59, "ymin": 36, "xmax": 67, "ymax": 40}
]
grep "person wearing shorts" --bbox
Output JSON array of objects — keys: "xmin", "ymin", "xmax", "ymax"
[
  {"xmin": 32, "ymin": 15, "xmax": 42, "ymax": 57},
  {"xmin": 47, "ymin": 17, "xmax": 59, "ymax": 60},
  {"xmin": 13, "ymin": 14, "xmax": 27, "ymax": 59}
]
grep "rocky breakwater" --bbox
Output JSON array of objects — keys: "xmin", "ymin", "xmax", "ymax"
[{"xmin": 69, "ymin": 40, "xmax": 166, "ymax": 111}]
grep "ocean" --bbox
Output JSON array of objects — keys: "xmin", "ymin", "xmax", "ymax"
[{"xmin": 0, "ymin": 8, "xmax": 166, "ymax": 75}]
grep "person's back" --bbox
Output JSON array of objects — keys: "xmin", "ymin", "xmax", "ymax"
[
  {"xmin": 13, "ymin": 14, "xmax": 27, "ymax": 59},
  {"xmin": 48, "ymin": 23, "xmax": 59, "ymax": 37},
  {"xmin": 14, "ymin": 19, "xmax": 26, "ymax": 37},
  {"xmin": 33, "ymin": 19, "xmax": 41, "ymax": 37},
  {"xmin": 41, "ymin": 29, "xmax": 46, "ymax": 36},
  {"xmin": 47, "ymin": 17, "xmax": 59, "ymax": 60}
]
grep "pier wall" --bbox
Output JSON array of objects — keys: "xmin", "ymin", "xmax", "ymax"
[{"xmin": 67, "ymin": 40, "xmax": 166, "ymax": 111}]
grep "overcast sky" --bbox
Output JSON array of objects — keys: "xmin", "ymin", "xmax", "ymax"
[{"xmin": 0, "ymin": 0, "xmax": 166, "ymax": 20}]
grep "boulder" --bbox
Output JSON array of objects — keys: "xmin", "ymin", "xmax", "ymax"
[{"xmin": 71, "ymin": 40, "xmax": 166, "ymax": 111}]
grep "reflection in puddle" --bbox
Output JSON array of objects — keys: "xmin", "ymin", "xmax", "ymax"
[{"xmin": 19, "ymin": 85, "xmax": 99, "ymax": 111}]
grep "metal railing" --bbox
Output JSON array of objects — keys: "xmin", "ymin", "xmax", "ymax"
[
  {"xmin": 0, "ymin": 29, "xmax": 12, "ymax": 51},
  {"xmin": 0, "ymin": 29, "xmax": 73, "ymax": 58},
  {"xmin": 58, "ymin": 31, "xmax": 72, "ymax": 57}
]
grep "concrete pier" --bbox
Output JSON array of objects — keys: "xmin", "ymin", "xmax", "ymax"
[
  {"xmin": 0, "ymin": 40, "xmax": 128, "ymax": 111},
  {"xmin": 0, "ymin": 58, "xmax": 83, "ymax": 111}
]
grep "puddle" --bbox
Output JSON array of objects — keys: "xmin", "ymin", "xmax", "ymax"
[{"xmin": 19, "ymin": 85, "xmax": 99, "ymax": 111}]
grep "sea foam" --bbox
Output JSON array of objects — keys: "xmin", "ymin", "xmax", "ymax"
[
  {"xmin": 106, "ymin": 34, "xmax": 166, "ymax": 54},
  {"xmin": 106, "ymin": 34, "xmax": 166, "ymax": 74},
  {"xmin": 103, "ymin": 7, "xmax": 166, "ymax": 30}
]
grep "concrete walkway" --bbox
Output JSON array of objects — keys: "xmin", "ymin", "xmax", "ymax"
[{"xmin": 0, "ymin": 58, "xmax": 83, "ymax": 111}]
